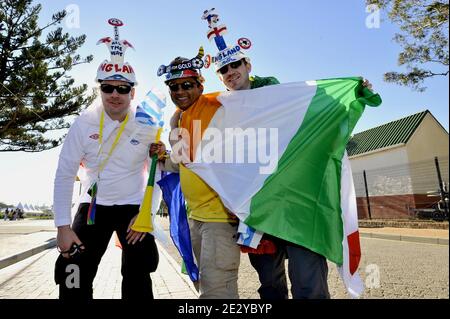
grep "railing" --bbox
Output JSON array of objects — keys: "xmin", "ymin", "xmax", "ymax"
[{"xmin": 353, "ymin": 156, "xmax": 449, "ymax": 221}]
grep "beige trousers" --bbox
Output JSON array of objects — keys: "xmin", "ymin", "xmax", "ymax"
[{"xmin": 189, "ymin": 219, "xmax": 240, "ymax": 299}]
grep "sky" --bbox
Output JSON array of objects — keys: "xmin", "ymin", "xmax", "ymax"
[{"xmin": 0, "ymin": 0, "xmax": 448, "ymax": 207}]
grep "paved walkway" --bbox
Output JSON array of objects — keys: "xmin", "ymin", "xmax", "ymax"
[
  {"xmin": 360, "ymin": 227, "xmax": 448, "ymax": 238},
  {"xmin": 0, "ymin": 219, "xmax": 198, "ymax": 299},
  {"xmin": 0, "ymin": 238, "xmax": 198, "ymax": 299},
  {"xmin": 0, "ymin": 218, "xmax": 447, "ymax": 299},
  {"xmin": 359, "ymin": 226, "xmax": 448, "ymax": 245}
]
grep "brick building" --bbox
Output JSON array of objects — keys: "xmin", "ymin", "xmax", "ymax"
[{"xmin": 347, "ymin": 110, "xmax": 449, "ymax": 219}]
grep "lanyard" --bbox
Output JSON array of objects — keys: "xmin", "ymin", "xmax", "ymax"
[
  {"xmin": 97, "ymin": 110, "xmax": 129, "ymax": 174},
  {"xmin": 86, "ymin": 110, "xmax": 128, "ymax": 226}
]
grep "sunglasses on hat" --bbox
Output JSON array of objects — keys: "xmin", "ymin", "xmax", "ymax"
[
  {"xmin": 217, "ymin": 59, "xmax": 244, "ymax": 75},
  {"xmin": 168, "ymin": 81, "xmax": 197, "ymax": 92},
  {"xmin": 100, "ymin": 84, "xmax": 132, "ymax": 94}
]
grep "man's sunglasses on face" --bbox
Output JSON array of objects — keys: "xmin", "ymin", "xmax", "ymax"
[
  {"xmin": 100, "ymin": 84, "xmax": 132, "ymax": 94},
  {"xmin": 168, "ymin": 81, "xmax": 197, "ymax": 92},
  {"xmin": 218, "ymin": 59, "xmax": 244, "ymax": 75}
]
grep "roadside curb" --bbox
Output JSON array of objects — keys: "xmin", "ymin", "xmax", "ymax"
[
  {"xmin": 360, "ymin": 232, "xmax": 448, "ymax": 245},
  {"xmin": 0, "ymin": 239, "xmax": 57, "ymax": 270},
  {"xmin": 1, "ymin": 232, "xmax": 447, "ymax": 272}
]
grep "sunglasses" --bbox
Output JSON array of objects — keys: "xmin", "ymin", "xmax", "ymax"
[
  {"xmin": 100, "ymin": 84, "xmax": 132, "ymax": 94},
  {"xmin": 217, "ymin": 59, "xmax": 244, "ymax": 75},
  {"xmin": 168, "ymin": 81, "xmax": 197, "ymax": 92}
]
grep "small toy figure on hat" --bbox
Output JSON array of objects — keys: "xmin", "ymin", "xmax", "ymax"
[
  {"xmin": 202, "ymin": 8, "xmax": 227, "ymax": 52},
  {"xmin": 96, "ymin": 18, "xmax": 137, "ymax": 85},
  {"xmin": 201, "ymin": 8, "xmax": 252, "ymax": 71}
]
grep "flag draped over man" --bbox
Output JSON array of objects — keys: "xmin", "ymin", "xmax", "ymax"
[{"xmin": 174, "ymin": 77, "xmax": 381, "ymax": 297}]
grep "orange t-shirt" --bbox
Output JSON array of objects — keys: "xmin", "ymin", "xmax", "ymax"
[{"xmin": 179, "ymin": 93, "xmax": 237, "ymax": 223}]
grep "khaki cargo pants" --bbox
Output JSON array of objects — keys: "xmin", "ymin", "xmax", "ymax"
[{"xmin": 189, "ymin": 219, "xmax": 240, "ymax": 299}]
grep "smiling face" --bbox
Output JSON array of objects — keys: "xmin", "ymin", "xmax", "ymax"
[
  {"xmin": 218, "ymin": 59, "xmax": 252, "ymax": 91},
  {"xmin": 100, "ymin": 80, "xmax": 135, "ymax": 121},
  {"xmin": 167, "ymin": 77, "xmax": 203, "ymax": 111}
]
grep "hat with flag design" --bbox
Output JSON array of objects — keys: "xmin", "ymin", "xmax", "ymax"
[
  {"xmin": 201, "ymin": 8, "xmax": 252, "ymax": 71},
  {"xmin": 95, "ymin": 18, "xmax": 137, "ymax": 85},
  {"xmin": 157, "ymin": 47, "xmax": 205, "ymax": 83}
]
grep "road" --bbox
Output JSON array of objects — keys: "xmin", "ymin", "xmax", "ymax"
[{"xmin": 157, "ymin": 217, "xmax": 449, "ymax": 299}]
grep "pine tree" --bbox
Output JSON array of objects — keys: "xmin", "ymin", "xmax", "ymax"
[{"xmin": 0, "ymin": 0, "xmax": 96, "ymax": 152}]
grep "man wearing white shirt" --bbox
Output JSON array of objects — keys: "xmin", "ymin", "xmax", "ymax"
[{"xmin": 53, "ymin": 19, "xmax": 158, "ymax": 300}]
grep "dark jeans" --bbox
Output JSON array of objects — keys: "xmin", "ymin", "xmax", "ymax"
[
  {"xmin": 248, "ymin": 235, "xmax": 288, "ymax": 299},
  {"xmin": 286, "ymin": 244, "xmax": 330, "ymax": 299},
  {"xmin": 54, "ymin": 203, "xmax": 159, "ymax": 300},
  {"xmin": 249, "ymin": 235, "xmax": 330, "ymax": 299}
]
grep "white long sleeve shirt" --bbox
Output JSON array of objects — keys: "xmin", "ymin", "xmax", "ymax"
[{"xmin": 53, "ymin": 104, "xmax": 156, "ymax": 227}]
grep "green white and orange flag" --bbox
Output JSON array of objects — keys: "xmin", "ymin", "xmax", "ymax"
[{"xmin": 181, "ymin": 77, "xmax": 381, "ymax": 297}]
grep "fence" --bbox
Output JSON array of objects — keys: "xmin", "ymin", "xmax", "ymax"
[{"xmin": 352, "ymin": 156, "xmax": 449, "ymax": 219}]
